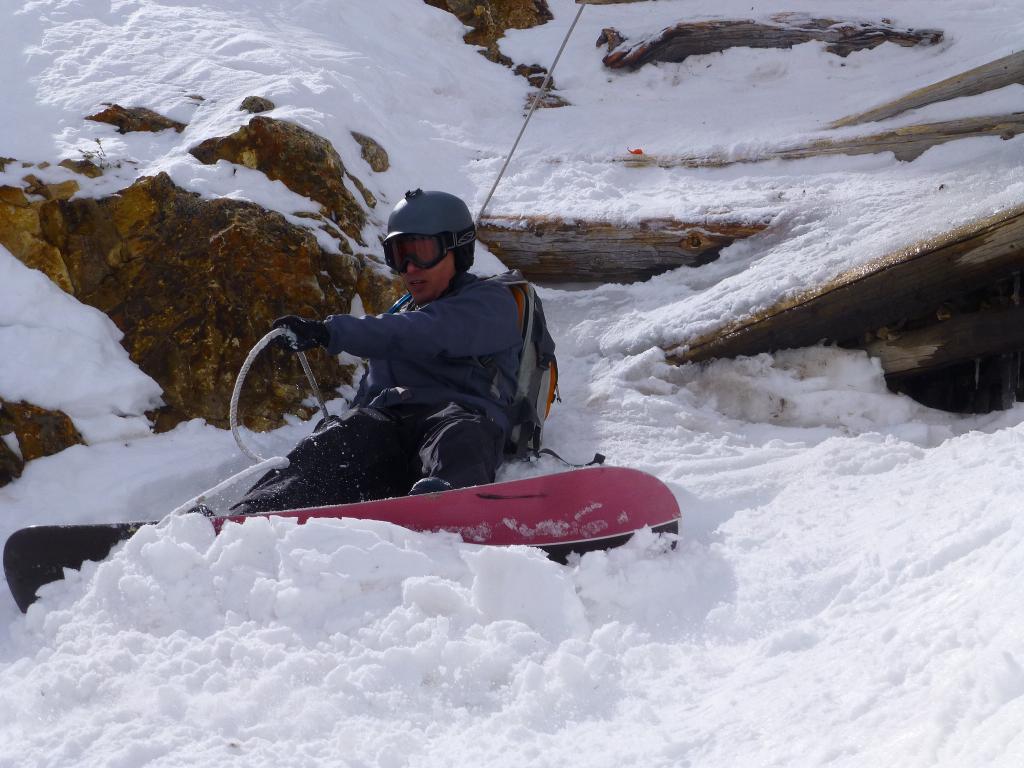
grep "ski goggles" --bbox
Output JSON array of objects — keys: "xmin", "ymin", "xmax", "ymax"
[{"xmin": 382, "ymin": 227, "xmax": 475, "ymax": 273}]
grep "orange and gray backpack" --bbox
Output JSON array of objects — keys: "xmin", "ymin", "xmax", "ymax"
[{"xmin": 489, "ymin": 271, "xmax": 559, "ymax": 458}]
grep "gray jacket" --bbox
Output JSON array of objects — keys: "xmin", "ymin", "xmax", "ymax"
[{"xmin": 324, "ymin": 273, "xmax": 522, "ymax": 435}]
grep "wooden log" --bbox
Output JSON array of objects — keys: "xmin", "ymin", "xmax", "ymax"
[
  {"xmin": 864, "ymin": 304, "xmax": 1024, "ymax": 376},
  {"xmin": 778, "ymin": 113, "xmax": 1024, "ymax": 163},
  {"xmin": 831, "ymin": 51, "xmax": 1024, "ymax": 128},
  {"xmin": 668, "ymin": 203, "xmax": 1024, "ymax": 365},
  {"xmin": 477, "ymin": 215, "xmax": 771, "ymax": 283},
  {"xmin": 600, "ymin": 14, "xmax": 943, "ymax": 70},
  {"xmin": 619, "ymin": 113, "xmax": 1024, "ymax": 167}
]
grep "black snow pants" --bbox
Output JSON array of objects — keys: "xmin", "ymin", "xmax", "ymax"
[{"xmin": 230, "ymin": 402, "xmax": 505, "ymax": 514}]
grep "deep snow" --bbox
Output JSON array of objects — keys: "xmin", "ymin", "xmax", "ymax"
[{"xmin": 2, "ymin": 0, "xmax": 1023, "ymax": 766}]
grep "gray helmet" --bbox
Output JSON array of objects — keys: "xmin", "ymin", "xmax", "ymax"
[{"xmin": 385, "ymin": 189, "xmax": 475, "ymax": 272}]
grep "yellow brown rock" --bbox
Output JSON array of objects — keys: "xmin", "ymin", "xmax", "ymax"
[
  {"xmin": 0, "ymin": 437, "xmax": 20, "ymax": 485},
  {"xmin": 86, "ymin": 104, "xmax": 187, "ymax": 134},
  {"xmin": 347, "ymin": 172, "xmax": 377, "ymax": 209},
  {"xmin": 0, "ymin": 185, "xmax": 74, "ymax": 293},
  {"xmin": 59, "ymin": 158, "xmax": 105, "ymax": 178},
  {"xmin": 240, "ymin": 96, "xmax": 275, "ymax": 114},
  {"xmin": 0, "ymin": 172, "xmax": 405, "ymax": 434},
  {"xmin": 426, "ymin": 0, "xmax": 553, "ymax": 63},
  {"xmin": 189, "ymin": 116, "xmax": 368, "ymax": 244},
  {"xmin": 0, "ymin": 400, "xmax": 85, "ymax": 486},
  {"xmin": 22, "ymin": 174, "xmax": 80, "ymax": 201},
  {"xmin": 355, "ymin": 257, "xmax": 406, "ymax": 316},
  {"xmin": 351, "ymin": 132, "xmax": 390, "ymax": 173},
  {"xmin": 0, "ymin": 400, "xmax": 83, "ymax": 463}
]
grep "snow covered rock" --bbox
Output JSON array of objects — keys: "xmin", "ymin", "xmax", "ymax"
[
  {"xmin": 84, "ymin": 104, "xmax": 187, "ymax": 135},
  {"xmin": 189, "ymin": 116, "xmax": 369, "ymax": 245},
  {"xmin": 426, "ymin": 0, "xmax": 553, "ymax": 64},
  {"xmin": 0, "ymin": 171, "xmax": 403, "ymax": 436},
  {"xmin": 0, "ymin": 400, "xmax": 82, "ymax": 480}
]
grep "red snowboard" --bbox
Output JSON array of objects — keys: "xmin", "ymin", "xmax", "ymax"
[
  {"xmin": 217, "ymin": 465, "xmax": 679, "ymax": 550},
  {"xmin": 5, "ymin": 466, "xmax": 679, "ymax": 612}
]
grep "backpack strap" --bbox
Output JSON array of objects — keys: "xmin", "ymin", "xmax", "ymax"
[
  {"xmin": 534, "ymin": 448, "xmax": 605, "ymax": 468},
  {"xmin": 484, "ymin": 271, "xmax": 601, "ymax": 464}
]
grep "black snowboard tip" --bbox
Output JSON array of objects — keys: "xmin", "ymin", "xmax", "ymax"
[{"xmin": 4, "ymin": 523, "xmax": 141, "ymax": 613}]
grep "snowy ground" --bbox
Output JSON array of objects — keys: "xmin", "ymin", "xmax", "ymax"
[{"xmin": 2, "ymin": 1, "xmax": 1024, "ymax": 766}]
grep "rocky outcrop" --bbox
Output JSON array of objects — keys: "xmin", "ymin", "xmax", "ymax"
[
  {"xmin": 0, "ymin": 104, "xmax": 406, "ymax": 484},
  {"xmin": 240, "ymin": 96, "xmax": 275, "ymax": 114},
  {"xmin": 0, "ymin": 172, "xmax": 404, "ymax": 436},
  {"xmin": 86, "ymin": 104, "xmax": 186, "ymax": 134},
  {"xmin": 58, "ymin": 158, "xmax": 104, "ymax": 178},
  {"xmin": 351, "ymin": 132, "xmax": 390, "ymax": 173},
  {"xmin": 0, "ymin": 439, "xmax": 19, "ymax": 486},
  {"xmin": 0, "ymin": 183, "xmax": 75, "ymax": 294},
  {"xmin": 0, "ymin": 401, "xmax": 83, "ymax": 483},
  {"xmin": 189, "ymin": 116, "xmax": 368, "ymax": 245},
  {"xmin": 426, "ymin": 0, "xmax": 552, "ymax": 63},
  {"xmin": 425, "ymin": 0, "xmax": 563, "ymax": 101}
]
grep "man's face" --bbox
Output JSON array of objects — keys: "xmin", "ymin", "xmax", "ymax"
[{"xmin": 401, "ymin": 250, "xmax": 457, "ymax": 305}]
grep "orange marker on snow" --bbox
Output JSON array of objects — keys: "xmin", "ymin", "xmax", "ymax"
[{"xmin": 627, "ymin": 147, "xmax": 644, "ymax": 155}]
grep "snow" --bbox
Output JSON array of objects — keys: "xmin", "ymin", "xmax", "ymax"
[
  {"xmin": 0, "ymin": 243, "xmax": 162, "ymax": 442},
  {"xmin": 2, "ymin": 0, "xmax": 1024, "ymax": 765}
]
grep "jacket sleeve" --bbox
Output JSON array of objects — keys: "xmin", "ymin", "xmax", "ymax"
[{"xmin": 323, "ymin": 281, "xmax": 521, "ymax": 360}]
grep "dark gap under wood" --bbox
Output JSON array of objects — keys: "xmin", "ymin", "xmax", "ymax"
[
  {"xmin": 599, "ymin": 14, "xmax": 943, "ymax": 71},
  {"xmin": 478, "ymin": 214, "xmax": 772, "ymax": 283},
  {"xmin": 889, "ymin": 352, "xmax": 1022, "ymax": 414}
]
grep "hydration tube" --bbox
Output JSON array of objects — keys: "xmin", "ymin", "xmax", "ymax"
[{"xmin": 169, "ymin": 327, "xmax": 330, "ymax": 516}]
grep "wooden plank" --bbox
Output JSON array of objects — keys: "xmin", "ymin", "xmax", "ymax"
[
  {"xmin": 864, "ymin": 304, "xmax": 1024, "ymax": 375},
  {"xmin": 669, "ymin": 204, "xmax": 1024, "ymax": 365},
  {"xmin": 477, "ymin": 215, "xmax": 770, "ymax": 283},
  {"xmin": 831, "ymin": 51, "xmax": 1024, "ymax": 128},
  {"xmin": 619, "ymin": 113, "xmax": 1024, "ymax": 167},
  {"xmin": 600, "ymin": 15, "xmax": 942, "ymax": 70}
]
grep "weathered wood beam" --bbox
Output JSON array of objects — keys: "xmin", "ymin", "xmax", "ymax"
[
  {"xmin": 477, "ymin": 214, "xmax": 771, "ymax": 283},
  {"xmin": 669, "ymin": 203, "xmax": 1024, "ymax": 365},
  {"xmin": 831, "ymin": 50, "xmax": 1024, "ymax": 128},
  {"xmin": 865, "ymin": 304, "xmax": 1024, "ymax": 376},
  {"xmin": 620, "ymin": 113, "xmax": 1024, "ymax": 167},
  {"xmin": 600, "ymin": 14, "xmax": 943, "ymax": 70}
]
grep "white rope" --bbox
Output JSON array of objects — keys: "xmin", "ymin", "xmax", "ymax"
[
  {"xmin": 475, "ymin": 2, "xmax": 587, "ymax": 224},
  {"xmin": 167, "ymin": 327, "xmax": 333, "ymax": 517},
  {"xmin": 168, "ymin": 455, "xmax": 289, "ymax": 517},
  {"xmin": 230, "ymin": 327, "xmax": 329, "ymax": 462}
]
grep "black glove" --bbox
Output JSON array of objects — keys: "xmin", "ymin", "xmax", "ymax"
[{"xmin": 272, "ymin": 315, "xmax": 329, "ymax": 352}]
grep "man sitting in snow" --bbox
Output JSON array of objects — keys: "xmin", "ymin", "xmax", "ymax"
[{"xmin": 230, "ymin": 189, "xmax": 522, "ymax": 514}]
